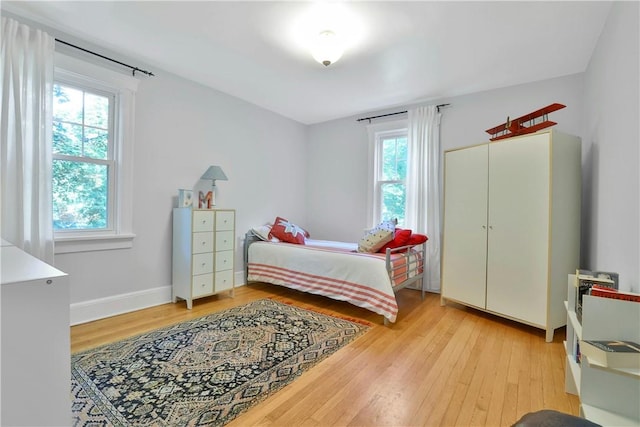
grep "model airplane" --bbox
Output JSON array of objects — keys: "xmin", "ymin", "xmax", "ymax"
[{"xmin": 486, "ymin": 103, "xmax": 566, "ymax": 141}]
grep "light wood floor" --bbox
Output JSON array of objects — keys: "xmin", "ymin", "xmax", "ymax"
[{"xmin": 71, "ymin": 283, "xmax": 580, "ymax": 426}]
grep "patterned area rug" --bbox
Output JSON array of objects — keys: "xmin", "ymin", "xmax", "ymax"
[{"xmin": 72, "ymin": 299, "xmax": 369, "ymax": 426}]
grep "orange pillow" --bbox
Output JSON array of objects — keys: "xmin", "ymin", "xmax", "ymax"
[
  {"xmin": 378, "ymin": 229, "xmax": 412, "ymax": 253},
  {"xmin": 269, "ymin": 216, "xmax": 306, "ymax": 244}
]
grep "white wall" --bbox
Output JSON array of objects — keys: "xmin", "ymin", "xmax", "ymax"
[
  {"xmin": 306, "ymin": 74, "xmax": 584, "ymax": 242},
  {"xmin": 582, "ymin": 1, "xmax": 639, "ymax": 292},
  {"xmin": 54, "ymin": 65, "xmax": 308, "ymax": 308},
  {"xmin": 305, "ymin": 115, "xmax": 372, "ymax": 242}
]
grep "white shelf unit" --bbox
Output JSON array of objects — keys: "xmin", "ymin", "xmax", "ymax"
[{"xmin": 564, "ymin": 275, "xmax": 640, "ymax": 426}]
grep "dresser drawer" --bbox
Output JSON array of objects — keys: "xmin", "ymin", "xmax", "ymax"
[
  {"xmin": 215, "ymin": 231, "xmax": 234, "ymax": 251},
  {"xmin": 215, "ymin": 211, "xmax": 235, "ymax": 231},
  {"xmin": 215, "ymin": 250, "xmax": 233, "ymax": 272},
  {"xmin": 215, "ymin": 270, "xmax": 234, "ymax": 292},
  {"xmin": 192, "ymin": 273, "xmax": 214, "ymax": 297},
  {"xmin": 193, "ymin": 210, "xmax": 214, "ymax": 232},
  {"xmin": 192, "ymin": 253, "xmax": 213, "ymax": 275},
  {"xmin": 192, "ymin": 232, "xmax": 214, "ymax": 254}
]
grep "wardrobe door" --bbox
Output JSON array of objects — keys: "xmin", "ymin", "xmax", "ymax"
[
  {"xmin": 442, "ymin": 144, "xmax": 489, "ymax": 309},
  {"xmin": 485, "ymin": 133, "xmax": 550, "ymax": 326}
]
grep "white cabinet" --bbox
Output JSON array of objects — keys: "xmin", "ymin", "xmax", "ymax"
[
  {"xmin": 1, "ymin": 241, "xmax": 70, "ymax": 426},
  {"xmin": 565, "ymin": 275, "xmax": 640, "ymax": 425},
  {"xmin": 172, "ymin": 208, "xmax": 235, "ymax": 308},
  {"xmin": 441, "ymin": 130, "xmax": 581, "ymax": 342}
]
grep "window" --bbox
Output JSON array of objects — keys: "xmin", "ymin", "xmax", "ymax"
[
  {"xmin": 53, "ymin": 83, "xmax": 114, "ymax": 231},
  {"xmin": 53, "ymin": 53, "xmax": 138, "ymax": 253},
  {"xmin": 368, "ymin": 121, "xmax": 408, "ymax": 227}
]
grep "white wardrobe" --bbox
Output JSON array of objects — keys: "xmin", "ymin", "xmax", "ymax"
[{"xmin": 441, "ymin": 130, "xmax": 581, "ymax": 342}]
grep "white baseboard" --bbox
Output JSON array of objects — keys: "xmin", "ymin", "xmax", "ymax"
[
  {"xmin": 70, "ymin": 286, "xmax": 172, "ymax": 326},
  {"xmin": 70, "ymin": 271, "xmax": 248, "ymax": 326},
  {"xmin": 235, "ymin": 270, "xmax": 246, "ymax": 288}
]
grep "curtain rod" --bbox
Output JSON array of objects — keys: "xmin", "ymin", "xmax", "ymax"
[
  {"xmin": 356, "ymin": 103, "xmax": 451, "ymax": 123},
  {"xmin": 55, "ymin": 39, "xmax": 155, "ymax": 77}
]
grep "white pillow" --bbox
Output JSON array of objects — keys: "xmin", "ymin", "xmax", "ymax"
[
  {"xmin": 251, "ymin": 224, "xmax": 280, "ymax": 242},
  {"xmin": 251, "ymin": 224, "xmax": 271, "ymax": 241},
  {"xmin": 357, "ymin": 220, "xmax": 395, "ymax": 253}
]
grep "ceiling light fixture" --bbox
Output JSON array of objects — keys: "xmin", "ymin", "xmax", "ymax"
[
  {"xmin": 310, "ymin": 30, "xmax": 344, "ymax": 67},
  {"xmin": 294, "ymin": 3, "xmax": 362, "ymax": 67}
]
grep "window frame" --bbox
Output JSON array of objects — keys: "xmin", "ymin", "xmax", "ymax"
[
  {"xmin": 53, "ymin": 53, "xmax": 138, "ymax": 254},
  {"xmin": 367, "ymin": 119, "xmax": 409, "ymax": 227},
  {"xmin": 52, "ymin": 81, "xmax": 116, "ymax": 233}
]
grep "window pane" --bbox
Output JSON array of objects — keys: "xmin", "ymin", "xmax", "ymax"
[
  {"xmin": 381, "ymin": 137, "xmax": 407, "ymax": 180},
  {"xmin": 53, "ymin": 121, "xmax": 83, "ymax": 155},
  {"xmin": 381, "ymin": 182, "xmax": 406, "ymax": 226},
  {"xmin": 84, "ymin": 128, "xmax": 109, "ymax": 159},
  {"xmin": 53, "ymin": 160, "xmax": 108, "ymax": 230},
  {"xmin": 84, "ymin": 92, "xmax": 109, "ymax": 128},
  {"xmin": 53, "ymin": 84, "xmax": 83, "ymax": 123}
]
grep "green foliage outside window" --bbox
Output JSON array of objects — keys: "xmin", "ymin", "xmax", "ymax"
[
  {"xmin": 52, "ymin": 160, "xmax": 108, "ymax": 229},
  {"xmin": 380, "ymin": 136, "xmax": 407, "ymax": 226},
  {"xmin": 52, "ymin": 84, "xmax": 110, "ymax": 230}
]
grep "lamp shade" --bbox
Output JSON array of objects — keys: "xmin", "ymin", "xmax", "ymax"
[{"xmin": 201, "ymin": 166, "xmax": 228, "ymax": 182}]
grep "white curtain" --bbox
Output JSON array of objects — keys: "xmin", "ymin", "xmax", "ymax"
[
  {"xmin": 405, "ymin": 105, "xmax": 442, "ymax": 292},
  {"xmin": 1, "ymin": 17, "xmax": 55, "ymax": 263}
]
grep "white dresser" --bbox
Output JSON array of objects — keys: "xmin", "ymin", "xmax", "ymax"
[
  {"xmin": 1, "ymin": 239, "xmax": 70, "ymax": 426},
  {"xmin": 172, "ymin": 208, "xmax": 235, "ymax": 308}
]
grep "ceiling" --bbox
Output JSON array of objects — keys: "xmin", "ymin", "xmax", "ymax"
[{"xmin": 3, "ymin": 1, "xmax": 612, "ymax": 125}]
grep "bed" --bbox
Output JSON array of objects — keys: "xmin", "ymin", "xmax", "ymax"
[{"xmin": 244, "ymin": 227, "xmax": 427, "ymax": 324}]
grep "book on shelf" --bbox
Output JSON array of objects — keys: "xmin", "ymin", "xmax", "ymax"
[
  {"xmin": 580, "ymin": 340, "xmax": 640, "ymax": 368},
  {"xmin": 576, "ymin": 269, "xmax": 619, "ymax": 286},
  {"xmin": 574, "ymin": 270, "xmax": 618, "ymax": 322},
  {"xmin": 590, "ymin": 285, "xmax": 640, "ymax": 303}
]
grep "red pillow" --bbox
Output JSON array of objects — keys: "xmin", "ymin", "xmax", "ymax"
[
  {"xmin": 406, "ymin": 233, "xmax": 428, "ymax": 246},
  {"xmin": 269, "ymin": 216, "xmax": 306, "ymax": 244},
  {"xmin": 378, "ymin": 229, "xmax": 412, "ymax": 253}
]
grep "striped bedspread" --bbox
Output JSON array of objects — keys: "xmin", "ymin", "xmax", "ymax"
[{"xmin": 247, "ymin": 240, "xmax": 421, "ymax": 323}]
